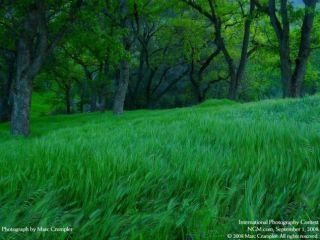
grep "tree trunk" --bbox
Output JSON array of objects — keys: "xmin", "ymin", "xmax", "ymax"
[
  {"xmin": 98, "ymin": 62, "xmax": 109, "ymax": 112},
  {"xmin": 190, "ymin": 62, "xmax": 203, "ymax": 103},
  {"xmin": 113, "ymin": 0, "xmax": 131, "ymax": 115},
  {"xmin": 279, "ymin": 44, "xmax": 292, "ymax": 97},
  {"xmin": 228, "ymin": 74, "xmax": 238, "ymax": 100},
  {"xmin": 97, "ymin": 95, "xmax": 107, "ymax": 112},
  {"xmin": 11, "ymin": 40, "xmax": 46, "ymax": 135},
  {"xmin": 11, "ymin": 3, "xmax": 48, "ymax": 136},
  {"xmin": 183, "ymin": 0, "xmax": 254, "ymax": 100},
  {"xmin": 145, "ymin": 67, "xmax": 158, "ymax": 107},
  {"xmin": 280, "ymin": 0, "xmax": 292, "ymax": 97},
  {"xmin": 11, "ymin": 74, "xmax": 33, "ymax": 136},
  {"xmin": 214, "ymin": 20, "xmax": 237, "ymax": 100},
  {"xmin": 65, "ymin": 85, "xmax": 71, "ymax": 114},
  {"xmin": 11, "ymin": 36, "xmax": 34, "ymax": 136},
  {"xmin": 10, "ymin": 1, "xmax": 83, "ymax": 135},
  {"xmin": 113, "ymin": 60, "xmax": 129, "ymax": 115},
  {"xmin": 267, "ymin": 0, "xmax": 316, "ymax": 98},
  {"xmin": 11, "ymin": 42, "xmax": 44, "ymax": 135},
  {"xmin": 290, "ymin": 0, "xmax": 317, "ymax": 97},
  {"xmin": 232, "ymin": 0, "xmax": 255, "ymax": 99},
  {"xmin": 80, "ymin": 93, "xmax": 84, "ymax": 112},
  {"xmin": 134, "ymin": 46, "xmax": 145, "ymax": 95},
  {"xmin": 268, "ymin": 0, "xmax": 291, "ymax": 97}
]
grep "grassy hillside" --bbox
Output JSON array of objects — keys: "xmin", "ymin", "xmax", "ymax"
[{"xmin": 0, "ymin": 96, "xmax": 320, "ymax": 239}]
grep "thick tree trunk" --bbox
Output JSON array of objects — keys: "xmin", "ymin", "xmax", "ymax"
[
  {"xmin": 11, "ymin": 36, "xmax": 33, "ymax": 136},
  {"xmin": 10, "ymin": 1, "xmax": 83, "ymax": 135},
  {"xmin": 113, "ymin": 60, "xmax": 129, "ymax": 115},
  {"xmin": 189, "ymin": 59, "xmax": 204, "ymax": 103},
  {"xmin": 190, "ymin": 78, "xmax": 203, "ymax": 103},
  {"xmin": 228, "ymin": 74, "xmax": 238, "ymax": 100},
  {"xmin": 279, "ymin": 45, "xmax": 292, "ymax": 97},
  {"xmin": 11, "ymin": 75, "xmax": 33, "ymax": 136},
  {"xmin": 290, "ymin": 0, "xmax": 316, "ymax": 97},
  {"xmin": 11, "ymin": 3, "xmax": 48, "ymax": 136},
  {"xmin": 268, "ymin": 0, "xmax": 291, "ymax": 97},
  {"xmin": 113, "ymin": 0, "xmax": 131, "ymax": 115},
  {"xmin": 145, "ymin": 68, "xmax": 157, "ymax": 108},
  {"xmin": 11, "ymin": 40, "xmax": 45, "ymax": 135},
  {"xmin": 268, "ymin": 0, "xmax": 316, "ymax": 98}
]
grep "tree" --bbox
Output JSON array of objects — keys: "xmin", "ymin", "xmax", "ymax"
[
  {"xmin": 128, "ymin": 4, "xmax": 189, "ymax": 108},
  {"xmin": 181, "ymin": 0, "xmax": 256, "ymax": 100},
  {"xmin": 1, "ymin": 0, "xmax": 83, "ymax": 136},
  {"xmin": 112, "ymin": 0, "xmax": 132, "ymax": 115},
  {"xmin": 255, "ymin": 0, "xmax": 318, "ymax": 97}
]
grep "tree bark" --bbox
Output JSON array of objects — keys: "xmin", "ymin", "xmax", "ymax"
[
  {"xmin": 268, "ymin": 0, "xmax": 291, "ymax": 97},
  {"xmin": 145, "ymin": 67, "xmax": 158, "ymax": 108},
  {"xmin": 207, "ymin": 0, "xmax": 254, "ymax": 100},
  {"xmin": 279, "ymin": 45, "xmax": 291, "ymax": 97},
  {"xmin": 290, "ymin": 0, "xmax": 317, "ymax": 97},
  {"xmin": 155, "ymin": 69, "xmax": 189, "ymax": 101},
  {"xmin": 189, "ymin": 55, "xmax": 204, "ymax": 103},
  {"xmin": 11, "ymin": 75, "xmax": 32, "ymax": 136},
  {"xmin": 113, "ymin": 59, "xmax": 130, "ymax": 115},
  {"xmin": 267, "ymin": 0, "xmax": 317, "ymax": 98},
  {"xmin": 98, "ymin": 62, "xmax": 110, "ymax": 112},
  {"xmin": 232, "ymin": 0, "xmax": 255, "ymax": 99},
  {"xmin": 10, "ymin": 0, "xmax": 83, "ymax": 136},
  {"xmin": 208, "ymin": 1, "xmax": 238, "ymax": 100},
  {"xmin": 11, "ymin": 3, "xmax": 47, "ymax": 136},
  {"xmin": 113, "ymin": 0, "xmax": 131, "ymax": 115}
]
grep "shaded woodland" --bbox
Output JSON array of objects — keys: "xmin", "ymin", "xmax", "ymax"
[{"xmin": 0, "ymin": 0, "xmax": 319, "ymax": 136}]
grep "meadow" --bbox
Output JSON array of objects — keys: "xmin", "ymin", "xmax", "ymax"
[{"xmin": 0, "ymin": 96, "xmax": 320, "ymax": 239}]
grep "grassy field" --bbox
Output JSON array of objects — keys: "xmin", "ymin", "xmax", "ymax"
[{"xmin": 0, "ymin": 96, "xmax": 320, "ymax": 239}]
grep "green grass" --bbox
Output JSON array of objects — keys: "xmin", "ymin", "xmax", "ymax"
[{"xmin": 0, "ymin": 96, "xmax": 320, "ymax": 239}]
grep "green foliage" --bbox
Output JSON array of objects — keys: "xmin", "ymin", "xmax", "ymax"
[
  {"xmin": 168, "ymin": 17, "xmax": 208, "ymax": 62},
  {"xmin": 2, "ymin": 0, "xmax": 318, "ymax": 110},
  {"xmin": 31, "ymin": 92, "xmax": 55, "ymax": 118}
]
